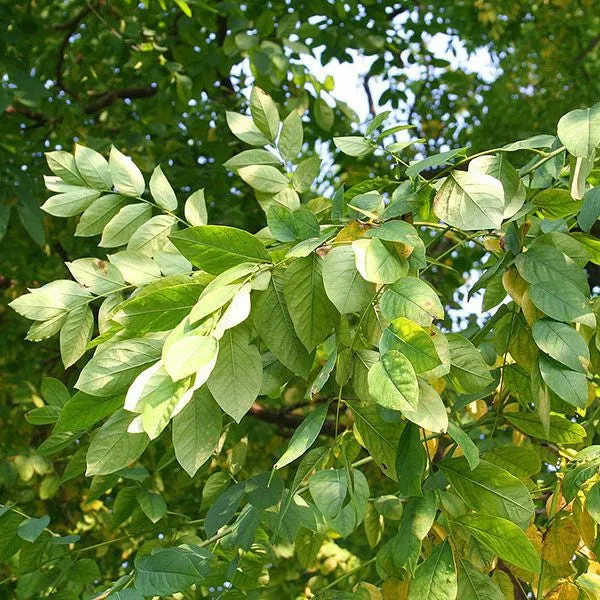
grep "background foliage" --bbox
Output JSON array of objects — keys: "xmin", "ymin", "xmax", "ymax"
[{"xmin": 2, "ymin": 1, "xmax": 600, "ymax": 599}]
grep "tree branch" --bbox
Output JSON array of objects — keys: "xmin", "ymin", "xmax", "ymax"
[
  {"xmin": 5, "ymin": 104, "xmax": 49, "ymax": 125},
  {"xmin": 576, "ymin": 33, "xmax": 600, "ymax": 63},
  {"xmin": 363, "ymin": 75, "xmax": 376, "ymax": 117},
  {"xmin": 83, "ymin": 86, "xmax": 158, "ymax": 114},
  {"xmin": 249, "ymin": 402, "xmax": 337, "ymax": 436}
]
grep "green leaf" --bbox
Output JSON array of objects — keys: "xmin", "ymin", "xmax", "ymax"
[
  {"xmin": 184, "ymin": 189, "xmax": 207, "ymax": 226},
  {"xmin": 586, "ymin": 481, "xmax": 600, "ymax": 524},
  {"xmin": 164, "ymin": 334, "xmax": 218, "ymax": 382},
  {"xmin": 352, "ymin": 238, "xmax": 408, "ymax": 284},
  {"xmin": 468, "ymin": 154, "xmax": 520, "ymax": 208},
  {"xmin": 557, "ymin": 102, "xmax": 600, "ymax": 157},
  {"xmin": 447, "ymin": 422, "xmax": 480, "ymax": 470},
  {"xmin": 100, "ymin": 203, "xmax": 152, "ymax": 248},
  {"xmin": 46, "ymin": 150, "xmax": 86, "ymax": 185},
  {"xmin": 67, "ymin": 258, "xmax": 125, "ymax": 295},
  {"xmin": 173, "ymin": 388, "xmax": 222, "ymax": 477},
  {"xmin": 75, "ymin": 194, "xmax": 128, "ymax": 237},
  {"xmin": 333, "ymin": 136, "xmax": 373, "ymax": 157},
  {"xmin": 41, "ymin": 377, "xmax": 70, "ymax": 407},
  {"xmin": 484, "ymin": 445, "xmax": 541, "ymax": 479},
  {"xmin": 457, "ymin": 513, "xmax": 540, "ymax": 572},
  {"xmin": 226, "ymin": 111, "xmax": 270, "ymax": 146},
  {"xmin": 224, "ymin": 149, "xmax": 281, "ymax": 171},
  {"xmin": 205, "ymin": 483, "xmax": 245, "ymax": 536},
  {"xmin": 113, "ymin": 281, "xmax": 204, "ymax": 334},
  {"xmin": 433, "ymin": 170, "xmax": 504, "ymax": 231},
  {"xmin": 322, "ymin": 245, "xmax": 375, "ymax": 314},
  {"xmin": 406, "ymin": 147, "xmax": 466, "ymax": 178},
  {"xmin": 10, "ymin": 280, "xmax": 90, "ymax": 321},
  {"xmin": 55, "ymin": 393, "xmax": 123, "ymax": 433},
  {"xmin": 109, "ymin": 251, "xmax": 161, "ymax": 285},
  {"xmin": 128, "ymin": 215, "xmax": 177, "ymax": 256},
  {"xmin": 502, "ymin": 135, "xmax": 555, "ymax": 151},
  {"xmin": 74, "ymin": 144, "xmax": 112, "ymax": 190},
  {"xmin": 528, "ymin": 278, "xmax": 590, "ymax": 323},
  {"xmin": 76, "ymin": 339, "xmax": 163, "ymax": 396},
  {"xmin": 439, "ymin": 457, "xmax": 535, "ymax": 529},
  {"xmin": 313, "ymin": 97, "xmax": 334, "ymax": 131},
  {"xmin": 109, "ymin": 146, "xmax": 145, "ymax": 197},
  {"xmin": 292, "ymin": 157, "xmax": 321, "ymax": 192},
  {"xmin": 447, "ymin": 334, "xmax": 493, "ymax": 393},
  {"xmin": 348, "ymin": 400, "xmax": 402, "ymax": 480},
  {"xmin": 267, "ymin": 205, "xmax": 320, "ymax": 242},
  {"xmin": 283, "ymin": 254, "xmax": 338, "ymax": 351},
  {"xmin": 170, "ymin": 225, "xmax": 271, "ymax": 274},
  {"xmin": 207, "ymin": 326, "xmax": 261, "ymax": 422},
  {"xmin": 380, "ymin": 317, "xmax": 441, "ymax": 373},
  {"xmin": 275, "ymin": 404, "xmax": 329, "ymax": 469},
  {"xmin": 250, "ymin": 86, "xmax": 280, "ymax": 141},
  {"xmin": 532, "ymin": 188, "xmax": 582, "ymax": 219},
  {"xmin": 149, "ymin": 166, "xmax": 177, "ymax": 211},
  {"xmin": 17, "ymin": 515, "xmax": 50, "ymax": 542},
  {"xmin": 368, "ymin": 350, "xmax": 419, "ymax": 411},
  {"xmin": 457, "ymin": 558, "xmax": 504, "ymax": 600},
  {"xmin": 407, "ymin": 539, "xmax": 457, "ymax": 600},
  {"xmin": 380, "ymin": 277, "xmax": 444, "ymax": 326},
  {"xmin": 505, "ymin": 412, "xmax": 586, "ymax": 443},
  {"xmin": 137, "ymin": 490, "xmax": 167, "ymax": 523},
  {"xmin": 41, "ymin": 188, "xmax": 101, "ymax": 217},
  {"xmin": 396, "ymin": 422, "xmax": 426, "ymax": 497},
  {"xmin": 279, "ymin": 111, "xmax": 303, "ymax": 162},
  {"xmin": 86, "ymin": 409, "xmax": 149, "ymax": 476},
  {"xmin": 135, "ymin": 546, "xmax": 212, "ymax": 596},
  {"xmin": 252, "ymin": 269, "xmax": 314, "ymax": 377},
  {"xmin": 403, "ymin": 379, "xmax": 448, "ymax": 433},
  {"xmin": 532, "ymin": 319, "xmax": 589, "ymax": 372},
  {"xmin": 538, "ymin": 354, "xmax": 587, "ymax": 408},
  {"xmin": 238, "ymin": 164, "xmax": 289, "ymax": 194},
  {"xmin": 309, "ymin": 469, "xmax": 347, "ymax": 518},
  {"xmin": 60, "ymin": 304, "xmax": 93, "ymax": 368},
  {"xmin": 578, "ymin": 186, "xmax": 600, "ymax": 232}
]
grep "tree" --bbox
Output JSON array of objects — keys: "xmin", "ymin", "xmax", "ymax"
[{"xmin": 3, "ymin": 81, "xmax": 600, "ymax": 598}]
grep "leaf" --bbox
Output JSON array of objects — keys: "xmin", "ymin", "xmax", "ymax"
[
  {"xmin": 407, "ymin": 540, "xmax": 457, "ymax": 600},
  {"xmin": 41, "ymin": 188, "xmax": 101, "ymax": 217},
  {"xmin": 205, "ymin": 483, "xmax": 245, "ymax": 536},
  {"xmin": 578, "ymin": 186, "xmax": 600, "ymax": 232},
  {"xmin": 538, "ymin": 354, "xmax": 587, "ymax": 409},
  {"xmin": 86, "ymin": 410, "xmax": 149, "ymax": 476},
  {"xmin": 528, "ymin": 278, "xmax": 589, "ymax": 323},
  {"xmin": 433, "ymin": 170, "xmax": 504, "ymax": 230},
  {"xmin": 164, "ymin": 334, "xmax": 218, "ymax": 382},
  {"xmin": 309, "ymin": 469, "xmax": 347, "ymax": 518},
  {"xmin": 380, "ymin": 277, "xmax": 444, "ymax": 326},
  {"xmin": 76, "ymin": 339, "xmax": 163, "ymax": 396},
  {"xmin": 313, "ymin": 97, "xmax": 334, "ymax": 131},
  {"xmin": 396, "ymin": 422, "xmax": 426, "ymax": 497},
  {"xmin": 380, "ymin": 317, "xmax": 441, "ymax": 373},
  {"xmin": 224, "ymin": 149, "xmax": 281, "ymax": 171},
  {"xmin": 170, "ymin": 225, "xmax": 271, "ymax": 274},
  {"xmin": 292, "ymin": 156, "xmax": 321, "ymax": 192},
  {"xmin": 447, "ymin": 422, "xmax": 480, "ymax": 470},
  {"xmin": 403, "ymin": 379, "xmax": 448, "ymax": 433},
  {"xmin": 322, "ymin": 245, "xmax": 375, "ymax": 314},
  {"xmin": 532, "ymin": 319, "xmax": 589, "ymax": 372},
  {"xmin": 368, "ymin": 350, "xmax": 419, "ymax": 411},
  {"xmin": 226, "ymin": 111, "xmax": 270, "ymax": 146},
  {"xmin": 100, "ymin": 203, "xmax": 152, "ymax": 248},
  {"xmin": 447, "ymin": 334, "xmax": 493, "ymax": 393},
  {"xmin": 113, "ymin": 281, "xmax": 204, "ymax": 334},
  {"xmin": 505, "ymin": 412, "xmax": 586, "ymax": 443},
  {"xmin": 75, "ymin": 194, "xmax": 128, "ymax": 237},
  {"xmin": 46, "ymin": 150, "xmax": 86, "ymax": 185},
  {"xmin": 348, "ymin": 400, "xmax": 402, "ymax": 480},
  {"xmin": 74, "ymin": 144, "xmax": 112, "ymax": 190},
  {"xmin": 586, "ymin": 481, "xmax": 600, "ymax": 524},
  {"xmin": 333, "ymin": 136, "xmax": 373, "ymax": 157},
  {"xmin": 250, "ymin": 86, "xmax": 280, "ymax": 141},
  {"xmin": 134, "ymin": 546, "xmax": 212, "ymax": 596},
  {"xmin": 238, "ymin": 164, "xmax": 289, "ymax": 193},
  {"xmin": 457, "ymin": 513, "xmax": 540, "ymax": 572},
  {"xmin": 252, "ymin": 269, "xmax": 314, "ymax": 377},
  {"xmin": 137, "ymin": 490, "xmax": 167, "ymax": 523},
  {"xmin": 275, "ymin": 404, "xmax": 329, "ymax": 469},
  {"xmin": 67, "ymin": 258, "xmax": 125, "ymax": 295},
  {"xmin": 352, "ymin": 238, "xmax": 408, "ymax": 284},
  {"xmin": 532, "ymin": 188, "xmax": 582, "ymax": 219},
  {"xmin": 184, "ymin": 189, "xmax": 207, "ymax": 226},
  {"xmin": 60, "ymin": 304, "xmax": 93, "ymax": 368},
  {"xmin": 55, "ymin": 393, "xmax": 122, "ymax": 433},
  {"xmin": 557, "ymin": 102, "xmax": 600, "ymax": 157},
  {"xmin": 267, "ymin": 205, "xmax": 320, "ymax": 242},
  {"xmin": 457, "ymin": 558, "xmax": 504, "ymax": 600},
  {"xmin": 502, "ymin": 134, "xmax": 556, "ymax": 151},
  {"xmin": 41, "ymin": 377, "xmax": 70, "ymax": 407},
  {"xmin": 109, "ymin": 251, "xmax": 161, "ymax": 285},
  {"xmin": 439, "ymin": 457, "xmax": 535, "ymax": 528},
  {"xmin": 207, "ymin": 326, "xmax": 261, "ymax": 422},
  {"xmin": 283, "ymin": 254, "xmax": 338, "ymax": 351},
  {"xmin": 484, "ymin": 445, "xmax": 541, "ymax": 479},
  {"xmin": 279, "ymin": 111, "xmax": 303, "ymax": 162},
  {"xmin": 128, "ymin": 215, "xmax": 177, "ymax": 256},
  {"xmin": 17, "ymin": 515, "xmax": 50, "ymax": 542},
  {"xmin": 109, "ymin": 146, "xmax": 145, "ymax": 197}
]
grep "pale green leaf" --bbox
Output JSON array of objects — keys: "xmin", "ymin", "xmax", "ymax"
[
  {"xmin": 100, "ymin": 203, "xmax": 152, "ymax": 248},
  {"xmin": 184, "ymin": 189, "xmax": 207, "ymax": 226},
  {"xmin": 250, "ymin": 86, "xmax": 280, "ymax": 141},
  {"xmin": 149, "ymin": 165, "xmax": 177, "ymax": 210},
  {"xmin": 238, "ymin": 164, "xmax": 289, "ymax": 194},
  {"xmin": 368, "ymin": 350, "xmax": 419, "ymax": 411},
  {"xmin": 109, "ymin": 146, "xmax": 145, "ymax": 197},
  {"xmin": 380, "ymin": 277, "xmax": 444, "ymax": 326},
  {"xmin": 74, "ymin": 144, "xmax": 112, "ymax": 190}
]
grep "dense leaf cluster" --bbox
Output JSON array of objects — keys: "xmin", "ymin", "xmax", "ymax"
[{"xmin": 3, "ymin": 85, "xmax": 600, "ymax": 599}]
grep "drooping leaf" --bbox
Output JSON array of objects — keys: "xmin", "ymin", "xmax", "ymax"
[
  {"xmin": 380, "ymin": 277, "xmax": 444, "ymax": 326},
  {"xmin": 396, "ymin": 422, "xmax": 426, "ymax": 497},
  {"xmin": 368, "ymin": 350, "xmax": 419, "ymax": 411},
  {"xmin": 407, "ymin": 539, "xmax": 457, "ymax": 600}
]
